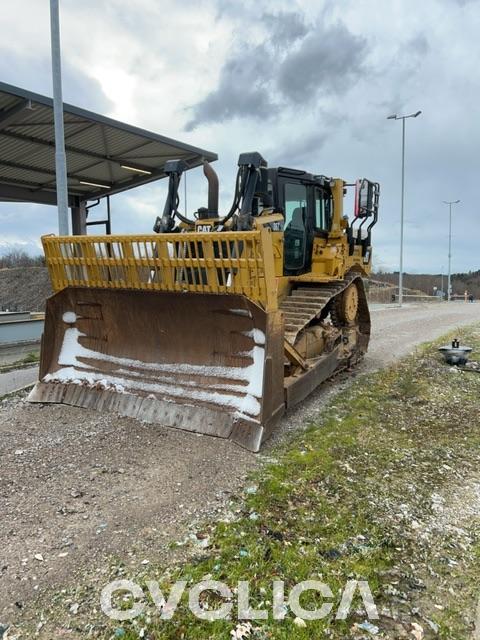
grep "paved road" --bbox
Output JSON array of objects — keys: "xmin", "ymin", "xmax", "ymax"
[
  {"xmin": 0, "ymin": 365, "xmax": 38, "ymax": 397},
  {"xmin": 1, "ymin": 302, "xmax": 479, "ymax": 630},
  {"xmin": 367, "ymin": 302, "xmax": 479, "ymax": 369}
]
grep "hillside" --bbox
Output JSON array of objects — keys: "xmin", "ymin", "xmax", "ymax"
[{"xmin": 0, "ymin": 267, "xmax": 52, "ymax": 312}]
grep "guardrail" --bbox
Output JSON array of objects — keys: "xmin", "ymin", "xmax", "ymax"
[{"xmin": 0, "ymin": 314, "xmax": 44, "ymax": 345}]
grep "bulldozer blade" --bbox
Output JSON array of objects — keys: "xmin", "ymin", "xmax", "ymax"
[{"xmin": 28, "ymin": 288, "xmax": 285, "ymax": 451}]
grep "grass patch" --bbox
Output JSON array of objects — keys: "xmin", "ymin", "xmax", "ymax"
[
  {"xmin": 0, "ymin": 351, "xmax": 39, "ymax": 374},
  {"xmin": 41, "ymin": 327, "xmax": 480, "ymax": 639},
  {"xmin": 104, "ymin": 326, "xmax": 480, "ymax": 639}
]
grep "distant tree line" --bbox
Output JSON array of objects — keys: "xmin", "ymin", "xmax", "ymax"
[
  {"xmin": 0, "ymin": 250, "xmax": 45, "ymax": 269},
  {"xmin": 373, "ymin": 270, "xmax": 480, "ymax": 299}
]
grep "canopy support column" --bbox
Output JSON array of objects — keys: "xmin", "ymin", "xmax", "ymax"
[{"xmin": 71, "ymin": 198, "xmax": 87, "ymax": 235}]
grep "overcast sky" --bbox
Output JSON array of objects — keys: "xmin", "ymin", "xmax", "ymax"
[{"xmin": 0, "ymin": 0, "xmax": 478, "ymax": 274}]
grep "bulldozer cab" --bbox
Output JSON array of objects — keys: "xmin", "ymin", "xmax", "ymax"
[{"xmin": 266, "ymin": 168, "xmax": 333, "ymax": 276}]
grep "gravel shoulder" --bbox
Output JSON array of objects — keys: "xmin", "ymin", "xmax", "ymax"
[
  {"xmin": 0, "ymin": 365, "xmax": 38, "ymax": 396},
  {"xmin": 0, "ymin": 303, "xmax": 478, "ymax": 635}
]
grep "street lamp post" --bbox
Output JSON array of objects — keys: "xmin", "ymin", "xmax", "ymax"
[
  {"xmin": 443, "ymin": 200, "xmax": 460, "ymax": 302},
  {"xmin": 50, "ymin": 0, "xmax": 69, "ymax": 235},
  {"xmin": 387, "ymin": 110, "xmax": 422, "ymax": 306}
]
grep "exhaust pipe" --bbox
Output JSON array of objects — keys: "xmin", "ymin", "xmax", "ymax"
[{"xmin": 203, "ymin": 161, "xmax": 219, "ymax": 218}]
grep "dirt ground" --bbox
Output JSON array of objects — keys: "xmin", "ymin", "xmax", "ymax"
[{"xmin": 0, "ymin": 302, "xmax": 478, "ymax": 634}]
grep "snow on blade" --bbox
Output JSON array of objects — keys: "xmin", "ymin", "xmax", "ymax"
[
  {"xmin": 229, "ymin": 308, "xmax": 252, "ymax": 318},
  {"xmin": 45, "ymin": 309, "xmax": 266, "ymax": 417},
  {"xmin": 243, "ymin": 328, "xmax": 266, "ymax": 345},
  {"xmin": 58, "ymin": 327, "xmax": 93, "ymax": 368},
  {"xmin": 44, "ymin": 366, "xmax": 261, "ymax": 416}
]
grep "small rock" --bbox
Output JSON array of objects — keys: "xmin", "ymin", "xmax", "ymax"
[
  {"xmin": 425, "ymin": 619, "xmax": 439, "ymax": 633},
  {"xmin": 34, "ymin": 554, "xmax": 44, "ymax": 562},
  {"xmin": 357, "ymin": 621, "xmax": 379, "ymax": 634},
  {"xmin": 230, "ymin": 621, "xmax": 252, "ymax": 639},
  {"xmin": 410, "ymin": 622, "xmax": 424, "ymax": 639},
  {"xmin": 194, "ymin": 535, "xmax": 210, "ymax": 549},
  {"xmin": 293, "ymin": 617, "xmax": 307, "ymax": 628},
  {"xmin": 70, "ymin": 602, "xmax": 79, "ymax": 614}
]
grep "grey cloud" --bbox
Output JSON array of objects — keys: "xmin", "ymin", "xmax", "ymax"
[
  {"xmin": 277, "ymin": 22, "xmax": 367, "ymax": 102},
  {"xmin": 186, "ymin": 10, "xmax": 308, "ymax": 129},
  {"xmin": 186, "ymin": 15, "xmax": 369, "ymax": 130},
  {"xmin": 185, "ymin": 44, "xmax": 275, "ymax": 130},
  {"xmin": 261, "ymin": 11, "xmax": 308, "ymax": 45},
  {"xmin": 407, "ymin": 34, "xmax": 429, "ymax": 56},
  {"xmin": 269, "ymin": 130, "xmax": 328, "ymax": 169}
]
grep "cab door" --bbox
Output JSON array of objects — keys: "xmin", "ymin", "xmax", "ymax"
[{"xmin": 282, "ymin": 181, "xmax": 314, "ymax": 275}]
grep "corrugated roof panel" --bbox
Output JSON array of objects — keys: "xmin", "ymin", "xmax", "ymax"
[
  {"xmin": 0, "ymin": 81, "xmax": 216, "ymax": 205},
  {"xmin": 0, "ymin": 134, "xmax": 45, "ymax": 160},
  {"xmin": 0, "ymin": 94, "xmax": 23, "ymax": 111},
  {"xmin": 0, "ymin": 165, "xmax": 51, "ymax": 184},
  {"xmin": 103, "ymin": 127, "xmax": 153, "ymax": 156},
  {"xmin": 65, "ymin": 124, "xmax": 112, "ymax": 155}
]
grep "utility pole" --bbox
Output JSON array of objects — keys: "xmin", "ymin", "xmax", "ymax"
[
  {"xmin": 443, "ymin": 200, "xmax": 460, "ymax": 302},
  {"xmin": 387, "ymin": 110, "xmax": 422, "ymax": 306},
  {"xmin": 50, "ymin": 0, "xmax": 69, "ymax": 235}
]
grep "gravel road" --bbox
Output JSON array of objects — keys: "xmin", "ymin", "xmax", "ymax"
[{"xmin": 0, "ymin": 303, "xmax": 478, "ymax": 629}]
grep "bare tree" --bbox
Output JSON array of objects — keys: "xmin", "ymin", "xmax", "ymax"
[{"xmin": 0, "ymin": 251, "xmax": 44, "ymax": 269}]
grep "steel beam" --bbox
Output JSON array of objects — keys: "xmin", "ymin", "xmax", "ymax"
[
  {"xmin": 0, "ymin": 183, "xmax": 75, "ymax": 206},
  {"xmin": 0, "ymin": 99, "xmax": 30, "ymax": 131}
]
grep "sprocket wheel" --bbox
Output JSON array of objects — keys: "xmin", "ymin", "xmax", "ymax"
[{"xmin": 332, "ymin": 282, "xmax": 359, "ymax": 326}]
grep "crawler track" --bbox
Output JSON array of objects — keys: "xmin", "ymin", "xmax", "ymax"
[{"xmin": 280, "ymin": 272, "xmax": 371, "ymax": 406}]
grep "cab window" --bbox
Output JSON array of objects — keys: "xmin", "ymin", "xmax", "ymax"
[
  {"xmin": 314, "ymin": 187, "xmax": 332, "ymax": 231},
  {"xmin": 284, "ymin": 183, "xmax": 307, "ymax": 229},
  {"xmin": 284, "ymin": 182, "xmax": 308, "ymax": 273}
]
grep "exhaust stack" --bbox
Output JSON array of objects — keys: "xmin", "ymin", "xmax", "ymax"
[{"xmin": 203, "ymin": 161, "xmax": 219, "ymax": 218}]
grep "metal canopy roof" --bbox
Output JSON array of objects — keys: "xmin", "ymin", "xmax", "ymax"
[{"xmin": 0, "ymin": 81, "xmax": 217, "ymax": 206}]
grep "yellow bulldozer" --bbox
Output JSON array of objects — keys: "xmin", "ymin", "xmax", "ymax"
[{"xmin": 29, "ymin": 152, "xmax": 379, "ymax": 451}]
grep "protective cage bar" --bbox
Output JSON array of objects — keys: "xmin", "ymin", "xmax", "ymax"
[{"xmin": 41, "ymin": 229, "xmax": 278, "ymax": 310}]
